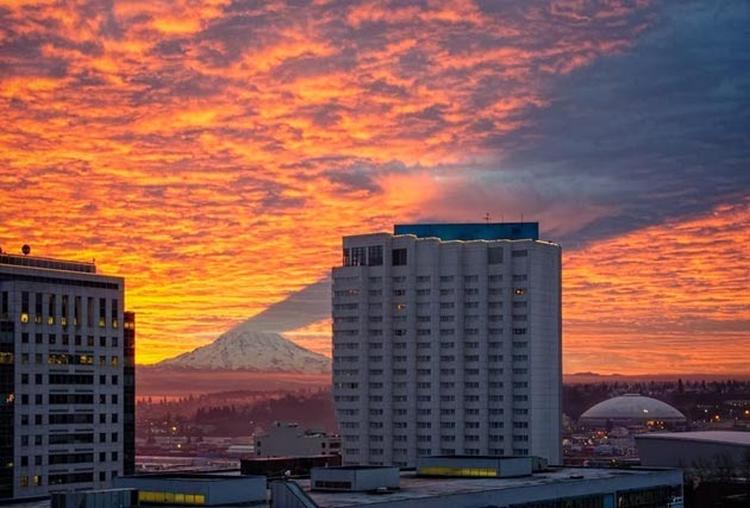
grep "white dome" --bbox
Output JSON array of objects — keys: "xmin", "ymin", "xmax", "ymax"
[{"xmin": 580, "ymin": 394, "xmax": 686, "ymax": 422}]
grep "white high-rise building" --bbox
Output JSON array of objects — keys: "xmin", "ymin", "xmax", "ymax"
[
  {"xmin": 331, "ymin": 223, "xmax": 561, "ymax": 467},
  {"xmin": 0, "ymin": 248, "xmax": 135, "ymax": 501}
]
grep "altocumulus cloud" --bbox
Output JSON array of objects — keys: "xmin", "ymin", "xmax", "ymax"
[{"xmin": 0, "ymin": 0, "xmax": 747, "ymax": 372}]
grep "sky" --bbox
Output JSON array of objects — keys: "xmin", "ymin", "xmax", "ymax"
[{"xmin": 0, "ymin": 0, "xmax": 748, "ymax": 375}]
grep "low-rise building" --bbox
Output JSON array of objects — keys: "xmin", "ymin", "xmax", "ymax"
[
  {"xmin": 254, "ymin": 422, "xmax": 340, "ymax": 458},
  {"xmin": 272, "ymin": 456, "xmax": 684, "ymax": 508},
  {"xmin": 636, "ymin": 431, "xmax": 750, "ymax": 470}
]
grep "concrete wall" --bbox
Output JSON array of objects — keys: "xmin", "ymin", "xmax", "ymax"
[
  {"xmin": 115, "ymin": 476, "xmax": 266, "ymax": 506},
  {"xmin": 637, "ymin": 437, "xmax": 750, "ymax": 469}
]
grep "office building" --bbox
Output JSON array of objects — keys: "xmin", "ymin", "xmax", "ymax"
[
  {"xmin": 0, "ymin": 248, "xmax": 135, "ymax": 501},
  {"xmin": 331, "ymin": 223, "xmax": 561, "ymax": 467}
]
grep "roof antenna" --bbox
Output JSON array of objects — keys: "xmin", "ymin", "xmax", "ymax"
[{"xmin": 484, "ymin": 212, "xmax": 491, "ymax": 224}]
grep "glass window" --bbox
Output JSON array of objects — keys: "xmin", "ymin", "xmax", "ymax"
[
  {"xmin": 392, "ymin": 248, "xmax": 407, "ymax": 266},
  {"xmin": 368, "ymin": 245, "xmax": 383, "ymax": 266},
  {"xmin": 488, "ymin": 247, "xmax": 503, "ymax": 264}
]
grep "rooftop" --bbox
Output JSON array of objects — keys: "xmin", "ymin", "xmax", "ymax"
[
  {"xmin": 394, "ymin": 222, "xmax": 539, "ymax": 241},
  {"xmin": 299, "ymin": 467, "xmax": 679, "ymax": 507},
  {"xmin": 0, "ymin": 252, "xmax": 96, "ymax": 274},
  {"xmin": 635, "ymin": 430, "xmax": 750, "ymax": 446}
]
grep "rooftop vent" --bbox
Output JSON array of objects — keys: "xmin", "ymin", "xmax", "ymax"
[{"xmin": 310, "ymin": 466, "xmax": 399, "ymax": 492}]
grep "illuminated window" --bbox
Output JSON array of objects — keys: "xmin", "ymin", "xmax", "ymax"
[
  {"xmin": 20, "ymin": 313, "xmax": 29, "ymax": 324},
  {"xmin": 48, "ymin": 354, "xmax": 69, "ymax": 365},
  {"xmin": 48, "ymin": 294, "xmax": 56, "ymax": 324},
  {"xmin": 513, "ymin": 288, "xmax": 526, "ymax": 296},
  {"xmin": 111, "ymin": 299, "xmax": 118, "ymax": 328}
]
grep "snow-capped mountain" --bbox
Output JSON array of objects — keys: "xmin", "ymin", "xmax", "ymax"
[{"xmin": 156, "ymin": 326, "xmax": 331, "ymax": 374}]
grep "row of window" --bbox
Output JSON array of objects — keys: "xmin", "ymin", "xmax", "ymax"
[
  {"xmin": 19, "ymin": 451, "xmax": 118, "ymax": 467},
  {"xmin": 336, "ymin": 327, "xmax": 526, "ymax": 338},
  {"xmin": 336, "ymin": 313, "xmax": 526, "ymax": 325},
  {"xmin": 21, "ymin": 373, "xmax": 118, "ymax": 385},
  {"xmin": 337, "ymin": 393, "xmax": 514, "ymax": 403},
  {"xmin": 16, "ymin": 292, "xmax": 119, "ymax": 329},
  {"xmin": 336, "ymin": 275, "xmax": 527, "ymax": 293},
  {"xmin": 344, "ymin": 447, "xmax": 529, "ymax": 456},
  {"xmin": 21, "ymin": 412, "xmax": 119, "ymax": 425},
  {"xmin": 20, "ymin": 333, "xmax": 120, "ymax": 347},
  {"xmin": 338, "ymin": 380, "xmax": 522, "ymax": 390},
  {"xmin": 19, "ymin": 471, "xmax": 117, "ymax": 488},
  {"xmin": 8, "ymin": 352, "xmax": 121, "ymax": 366},
  {"xmin": 20, "ymin": 431, "xmax": 119, "ymax": 446},
  {"xmin": 342, "ymin": 247, "xmax": 529, "ymax": 268},
  {"xmin": 336, "ymin": 341, "xmax": 520, "ymax": 350},
  {"xmin": 338, "ymin": 407, "xmax": 511, "ymax": 417},
  {"xmin": 335, "ymin": 367, "xmax": 528, "ymax": 377},
  {"xmin": 14, "ymin": 393, "xmax": 120, "ymax": 405},
  {"xmin": 334, "ymin": 292, "xmax": 526, "ymax": 313}
]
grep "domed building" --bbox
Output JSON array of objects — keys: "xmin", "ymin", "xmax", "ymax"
[{"xmin": 579, "ymin": 394, "xmax": 686, "ymax": 426}]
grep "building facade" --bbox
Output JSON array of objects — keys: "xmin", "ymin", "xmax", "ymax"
[
  {"xmin": 254, "ymin": 422, "xmax": 341, "ymax": 458},
  {"xmin": 0, "ymin": 250, "xmax": 135, "ymax": 501},
  {"xmin": 331, "ymin": 224, "xmax": 562, "ymax": 467}
]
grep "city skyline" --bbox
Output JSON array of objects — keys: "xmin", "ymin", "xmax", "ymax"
[{"xmin": 1, "ymin": 1, "xmax": 748, "ymax": 375}]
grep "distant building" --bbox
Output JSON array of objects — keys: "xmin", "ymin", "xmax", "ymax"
[
  {"xmin": 241, "ymin": 454, "xmax": 341, "ymax": 478},
  {"xmin": 272, "ymin": 455, "xmax": 684, "ymax": 508},
  {"xmin": 254, "ymin": 422, "xmax": 340, "ymax": 457},
  {"xmin": 332, "ymin": 223, "xmax": 562, "ymax": 467},
  {"xmin": 636, "ymin": 431, "xmax": 750, "ymax": 470},
  {"xmin": 0, "ymin": 250, "xmax": 135, "ymax": 501},
  {"xmin": 579, "ymin": 394, "xmax": 686, "ymax": 427}
]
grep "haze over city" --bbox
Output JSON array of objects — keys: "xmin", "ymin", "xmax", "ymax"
[{"xmin": 1, "ymin": 0, "xmax": 748, "ymax": 375}]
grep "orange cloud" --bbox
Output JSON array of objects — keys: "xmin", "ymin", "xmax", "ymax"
[
  {"xmin": 4, "ymin": 0, "xmax": 742, "ymax": 376},
  {"xmin": 563, "ymin": 199, "xmax": 750, "ymax": 375}
]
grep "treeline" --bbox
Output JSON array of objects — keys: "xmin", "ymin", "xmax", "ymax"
[
  {"xmin": 563, "ymin": 379, "xmax": 750, "ymax": 420},
  {"xmin": 192, "ymin": 391, "xmax": 337, "ymax": 436}
]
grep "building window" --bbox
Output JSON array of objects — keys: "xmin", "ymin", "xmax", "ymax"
[
  {"xmin": 87, "ymin": 297, "xmax": 94, "ymax": 327},
  {"xmin": 20, "ymin": 291, "xmax": 30, "ymax": 323},
  {"xmin": 99, "ymin": 298, "xmax": 106, "ymax": 327},
  {"xmin": 488, "ymin": 247, "xmax": 503, "ymax": 264},
  {"xmin": 111, "ymin": 299, "xmax": 118, "ymax": 328},
  {"xmin": 392, "ymin": 248, "xmax": 407, "ymax": 266},
  {"xmin": 512, "ymin": 250, "xmax": 528, "ymax": 258},
  {"xmin": 368, "ymin": 245, "xmax": 383, "ymax": 266}
]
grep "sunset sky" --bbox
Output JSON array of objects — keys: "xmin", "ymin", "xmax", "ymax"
[{"xmin": 1, "ymin": 0, "xmax": 748, "ymax": 375}]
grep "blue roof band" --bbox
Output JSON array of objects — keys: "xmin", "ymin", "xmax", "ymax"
[{"xmin": 394, "ymin": 223, "xmax": 539, "ymax": 241}]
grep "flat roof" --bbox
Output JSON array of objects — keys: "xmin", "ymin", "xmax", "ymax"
[
  {"xmin": 635, "ymin": 431, "xmax": 750, "ymax": 446},
  {"xmin": 0, "ymin": 252, "xmax": 96, "ymax": 273},
  {"xmin": 394, "ymin": 223, "xmax": 539, "ymax": 241},
  {"xmin": 300, "ymin": 467, "xmax": 679, "ymax": 507}
]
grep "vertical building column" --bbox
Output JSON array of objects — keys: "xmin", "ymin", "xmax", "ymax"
[{"xmin": 123, "ymin": 312, "xmax": 136, "ymax": 475}]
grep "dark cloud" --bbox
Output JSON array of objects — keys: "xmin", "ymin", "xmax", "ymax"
[{"xmin": 478, "ymin": 1, "xmax": 750, "ymax": 244}]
